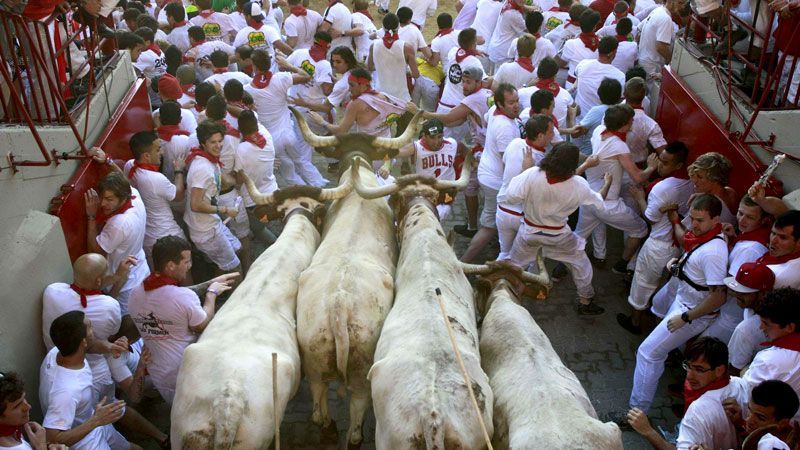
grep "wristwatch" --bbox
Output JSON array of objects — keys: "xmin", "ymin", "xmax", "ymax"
[{"xmin": 681, "ymin": 311, "xmax": 692, "ymax": 324}]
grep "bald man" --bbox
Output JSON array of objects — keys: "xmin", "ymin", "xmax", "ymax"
[{"xmin": 41, "ymin": 253, "xmax": 169, "ymax": 447}]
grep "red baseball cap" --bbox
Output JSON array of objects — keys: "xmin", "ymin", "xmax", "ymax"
[{"xmin": 723, "ymin": 262, "xmax": 775, "ymax": 293}]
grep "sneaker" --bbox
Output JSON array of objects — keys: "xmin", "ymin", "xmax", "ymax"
[
  {"xmin": 453, "ymin": 224, "xmax": 478, "ymax": 237},
  {"xmin": 327, "ymin": 161, "xmax": 340, "ymax": 173},
  {"xmin": 588, "ymin": 254, "xmax": 606, "ymax": 266},
  {"xmin": 575, "ymin": 301, "xmax": 605, "ymax": 315},
  {"xmin": 602, "ymin": 410, "xmax": 633, "ymax": 431},
  {"xmin": 551, "ymin": 262, "xmax": 568, "ymax": 281},
  {"xmin": 611, "ymin": 259, "xmax": 633, "ymax": 275},
  {"xmin": 616, "ymin": 313, "xmax": 642, "ymax": 335},
  {"xmin": 377, "ymin": 7, "xmax": 389, "ymax": 14}
]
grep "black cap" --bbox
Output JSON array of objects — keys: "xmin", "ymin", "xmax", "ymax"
[{"xmin": 422, "ymin": 119, "xmax": 444, "ymax": 136}]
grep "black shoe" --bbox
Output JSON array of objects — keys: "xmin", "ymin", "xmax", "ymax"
[
  {"xmin": 327, "ymin": 161, "xmax": 340, "ymax": 173},
  {"xmin": 575, "ymin": 301, "xmax": 605, "ymax": 315},
  {"xmin": 665, "ymin": 348, "xmax": 684, "ymax": 368},
  {"xmin": 453, "ymin": 224, "xmax": 478, "ymax": 237},
  {"xmin": 602, "ymin": 410, "xmax": 633, "ymax": 431},
  {"xmin": 616, "ymin": 313, "xmax": 642, "ymax": 335},
  {"xmin": 551, "ymin": 262, "xmax": 568, "ymax": 281},
  {"xmin": 377, "ymin": 7, "xmax": 389, "ymax": 14},
  {"xmin": 589, "ymin": 254, "xmax": 606, "ymax": 267},
  {"xmin": 612, "ymin": 259, "xmax": 633, "ymax": 275}
]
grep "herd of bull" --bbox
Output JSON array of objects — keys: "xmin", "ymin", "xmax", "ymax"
[{"xmin": 169, "ymin": 111, "xmax": 625, "ymax": 449}]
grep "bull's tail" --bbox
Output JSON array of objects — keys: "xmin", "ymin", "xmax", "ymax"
[
  {"xmin": 212, "ymin": 379, "xmax": 245, "ymax": 449},
  {"xmin": 330, "ymin": 293, "xmax": 350, "ymax": 389},
  {"xmin": 422, "ymin": 409, "xmax": 445, "ymax": 450}
]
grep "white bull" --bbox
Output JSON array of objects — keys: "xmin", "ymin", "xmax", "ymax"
[
  {"xmin": 478, "ymin": 276, "xmax": 623, "ymax": 449},
  {"xmin": 170, "ymin": 183, "xmax": 350, "ymax": 449},
  {"xmin": 291, "ymin": 108, "xmax": 421, "ymax": 448},
  {"xmin": 353, "ymin": 157, "xmax": 494, "ymax": 449}
]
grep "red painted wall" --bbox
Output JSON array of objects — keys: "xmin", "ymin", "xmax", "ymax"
[{"xmin": 49, "ymin": 78, "xmax": 152, "ymax": 262}]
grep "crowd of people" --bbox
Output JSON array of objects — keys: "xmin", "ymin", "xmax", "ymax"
[{"xmin": 1, "ymin": 0, "xmax": 800, "ymax": 446}]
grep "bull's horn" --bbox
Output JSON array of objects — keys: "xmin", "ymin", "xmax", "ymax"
[
  {"xmin": 319, "ymin": 177, "xmax": 353, "ymax": 201},
  {"xmin": 238, "ymin": 170, "xmax": 275, "ymax": 204},
  {"xmin": 290, "ymin": 106, "xmax": 339, "ymax": 148},
  {"xmin": 351, "ymin": 156, "xmax": 401, "ymax": 199},
  {"xmin": 433, "ymin": 152, "xmax": 474, "ymax": 191},
  {"xmin": 519, "ymin": 250, "xmax": 552, "ymax": 287},
  {"xmin": 373, "ymin": 111, "xmax": 423, "ymax": 150},
  {"xmin": 459, "ymin": 263, "xmax": 492, "ymax": 275}
]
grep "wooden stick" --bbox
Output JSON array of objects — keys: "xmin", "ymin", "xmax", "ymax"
[
  {"xmin": 434, "ymin": 287, "xmax": 493, "ymax": 450},
  {"xmin": 272, "ymin": 352, "xmax": 280, "ymax": 450}
]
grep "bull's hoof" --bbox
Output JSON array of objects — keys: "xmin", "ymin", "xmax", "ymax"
[
  {"xmin": 320, "ymin": 421, "xmax": 339, "ymax": 443},
  {"xmin": 347, "ymin": 440, "xmax": 362, "ymax": 450}
]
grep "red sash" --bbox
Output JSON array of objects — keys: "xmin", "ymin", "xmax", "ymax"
[
  {"xmin": 221, "ymin": 119, "xmax": 241, "ymax": 138},
  {"xmin": 383, "ymin": 30, "xmax": 399, "ymax": 49},
  {"xmin": 252, "ymin": 71, "xmax": 273, "ymax": 89},
  {"xmin": 70, "ymin": 283, "xmax": 103, "ymax": 308},
  {"xmin": 735, "ymin": 226, "xmax": 771, "ymax": 246},
  {"xmin": 95, "ymin": 196, "xmax": 136, "ymax": 226},
  {"xmin": 761, "ymin": 333, "xmax": 800, "ymax": 351},
  {"xmin": 455, "ymin": 47, "xmax": 481, "ymax": 63},
  {"xmin": 310, "ymin": 40, "xmax": 329, "ymax": 62},
  {"xmin": 185, "ymin": 147, "xmax": 223, "ymax": 167},
  {"xmin": 435, "ymin": 27, "xmax": 454, "ymax": 38},
  {"xmin": 128, "ymin": 161, "xmax": 160, "ymax": 181},
  {"xmin": 579, "ymin": 32, "xmax": 599, "ymax": 51},
  {"xmin": 682, "ymin": 223, "xmax": 723, "ymax": 252},
  {"xmin": 243, "ymin": 131, "xmax": 268, "ymax": 148},
  {"xmin": 535, "ymin": 78, "xmax": 561, "ymax": 96},
  {"xmin": 143, "ymin": 273, "xmax": 179, "ymax": 291},
  {"xmin": 757, "ymin": 249, "xmax": 800, "ymax": 265},
  {"xmin": 0, "ymin": 425, "xmax": 22, "ymax": 441},
  {"xmin": 517, "ymin": 57, "xmax": 534, "ymax": 72},
  {"xmin": 683, "ymin": 374, "xmax": 730, "ymax": 414},
  {"xmin": 601, "ymin": 129, "xmax": 627, "ymax": 141},
  {"xmin": 157, "ymin": 124, "xmax": 190, "ymax": 142}
]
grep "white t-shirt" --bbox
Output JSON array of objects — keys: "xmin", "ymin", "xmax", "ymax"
[
  {"xmin": 574, "ymin": 59, "xmax": 625, "ymax": 118},
  {"xmin": 233, "ymin": 23, "xmax": 282, "ymax": 53},
  {"xmin": 129, "ymin": 167, "xmax": 184, "ymax": 248},
  {"xmin": 39, "ymin": 349, "xmax": 106, "ymax": 450},
  {"xmin": 328, "ymin": 70, "xmax": 351, "ymax": 107},
  {"xmin": 323, "ymin": 2, "xmax": 354, "ymax": 52},
  {"xmin": 283, "ymin": 9, "xmax": 324, "ymax": 50},
  {"xmin": 203, "ymin": 71, "xmax": 253, "ymax": 90},
  {"xmin": 493, "ymin": 60, "xmax": 537, "ymax": 89},
  {"xmin": 96, "ymin": 188, "xmax": 149, "ymax": 294},
  {"xmin": 560, "ymin": 37, "xmax": 599, "ymax": 80},
  {"xmin": 430, "ymin": 30, "xmax": 460, "ymax": 69},
  {"xmin": 167, "ymin": 24, "xmax": 192, "ymax": 53},
  {"xmin": 601, "ymin": 12, "xmax": 641, "ymax": 31},
  {"xmin": 756, "ymin": 433, "xmax": 791, "ymax": 450},
  {"xmin": 744, "ymin": 345, "xmax": 800, "ymax": 421},
  {"xmin": 478, "ymin": 112, "xmax": 521, "ymax": 190},
  {"xmin": 766, "ymin": 257, "xmax": 800, "ymax": 289},
  {"xmin": 244, "ymin": 71, "xmax": 295, "ymax": 135},
  {"xmin": 396, "ymin": 24, "xmax": 428, "ymax": 53},
  {"xmin": 454, "ymin": 0, "xmax": 479, "ymax": 29},
  {"xmin": 460, "ymin": 87, "xmax": 493, "ymax": 146},
  {"xmin": 505, "ymin": 36, "xmax": 557, "ymax": 68},
  {"xmin": 644, "ymin": 177, "xmax": 694, "ymax": 242},
  {"xmin": 133, "ymin": 48, "xmax": 167, "ymax": 79},
  {"xmin": 287, "ymin": 48, "xmax": 334, "ymax": 106},
  {"xmin": 235, "ymin": 124, "xmax": 277, "ymax": 208},
  {"xmin": 413, "ymin": 137, "xmax": 458, "ymax": 180},
  {"xmin": 183, "ymin": 155, "xmax": 222, "ymax": 239},
  {"xmin": 728, "ymin": 239, "xmax": 767, "ymax": 276},
  {"xmin": 439, "ymin": 48, "xmax": 484, "ymax": 108},
  {"xmin": 626, "ymin": 107, "xmax": 667, "ymax": 162},
  {"xmin": 0, "ymin": 440, "xmax": 33, "ymax": 450},
  {"xmin": 585, "ymin": 126, "xmax": 628, "ymax": 200},
  {"xmin": 519, "ymin": 84, "xmax": 573, "ymax": 127},
  {"xmin": 128, "ymin": 284, "xmax": 207, "ymax": 402},
  {"xmin": 487, "ymin": 7, "xmax": 526, "ymax": 63},
  {"xmin": 637, "ymin": 5, "xmax": 675, "ymax": 71},
  {"xmin": 610, "ymin": 40, "xmax": 638, "ymax": 73},
  {"xmin": 160, "ymin": 134, "xmax": 192, "ymax": 182},
  {"xmin": 497, "ymin": 137, "xmax": 547, "ymax": 208},
  {"xmin": 545, "ymin": 22, "xmax": 581, "ymax": 53},
  {"xmin": 351, "ymin": 11, "xmax": 377, "ymax": 63},
  {"xmin": 471, "ymin": 0, "xmax": 504, "ymax": 51},
  {"xmin": 676, "ymin": 377, "xmax": 749, "ymax": 450},
  {"xmin": 184, "ymin": 40, "xmax": 236, "ymax": 65},
  {"xmin": 542, "ymin": 9, "xmax": 570, "ymax": 34},
  {"xmin": 675, "ymin": 235, "xmax": 729, "ymax": 309},
  {"xmin": 190, "ymin": 11, "xmax": 236, "ymax": 43},
  {"xmin": 505, "ymin": 166, "xmax": 605, "ymax": 229},
  {"xmin": 399, "ymin": 0, "xmax": 437, "ymax": 27}
]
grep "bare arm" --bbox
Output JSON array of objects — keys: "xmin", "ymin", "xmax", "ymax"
[
  {"xmin": 367, "ymin": 44, "xmax": 375, "ymax": 71},
  {"xmin": 188, "ymin": 280, "xmax": 234, "ymax": 333},
  {"xmin": 311, "ymin": 101, "xmax": 361, "ymax": 135},
  {"xmin": 190, "ymin": 187, "xmax": 237, "ymax": 219},
  {"xmin": 599, "ymin": 172, "xmax": 613, "ymax": 199},
  {"xmin": 272, "ymin": 39, "xmax": 294, "ymax": 56},
  {"xmin": 172, "ymin": 158, "xmax": 186, "ymax": 202},
  {"xmin": 46, "ymin": 398, "xmax": 125, "ymax": 446},
  {"xmin": 684, "ymin": 285, "xmax": 727, "ymax": 322},
  {"xmin": 656, "ymin": 41, "xmax": 671, "ymax": 62},
  {"xmin": 422, "ymin": 104, "xmax": 471, "ymax": 126},
  {"xmin": 285, "ymin": 35, "xmax": 298, "ymax": 49},
  {"xmin": 405, "ymin": 43, "xmax": 420, "ymax": 78},
  {"xmin": 618, "ymin": 151, "xmax": 657, "ymax": 184},
  {"xmin": 628, "ymin": 408, "xmax": 676, "ymax": 450}
]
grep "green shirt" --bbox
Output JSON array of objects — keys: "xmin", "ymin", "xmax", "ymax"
[{"xmin": 212, "ymin": 0, "xmax": 236, "ymax": 12}]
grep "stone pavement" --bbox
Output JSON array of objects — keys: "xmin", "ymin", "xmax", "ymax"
[{"xmin": 131, "ymin": 152, "xmax": 686, "ymax": 449}]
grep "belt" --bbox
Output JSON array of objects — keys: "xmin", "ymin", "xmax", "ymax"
[
  {"xmin": 498, "ymin": 205, "xmax": 523, "ymax": 216},
  {"xmin": 566, "ymin": 74, "xmax": 576, "ymax": 84},
  {"xmin": 524, "ymin": 218, "xmax": 565, "ymax": 230}
]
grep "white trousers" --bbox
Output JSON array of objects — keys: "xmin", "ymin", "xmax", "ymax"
[
  {"xmin": 273, "ymin": 121, "xmax": 329, "ymax": 187},
  {"xmin": 629, "ymin": 238, "xmax": 680, "ymax": 310},
  {"xmin": 728, "ymin": 312, "xmax": 766, "ymax": 370},
  {"xmin": 778, "ymin": 52, "xmax": 800, "ymax": 106},
  {"xmin": 496, "ymin": 207, "xmax": 523, "ymax": 260},
  {"xmin": 701, "ymin": 295, "xmax": 744, "ymax": 344},
  {"xmin": 575, "ymin": 200, "xmax": 649, "ymax": 259},
  {"xmin": 509, "ymin": 224, "xmax": 595, "ymax": 299},
  {"xmin": 218, "ymin": 190, "xmax": 250, "ymax": 239},
  {"xmin": 651, "ymin": 277, "xmax": 679, "ymax": 318},
  {"xmin": 630, "ymin": 299, "xmax": 715, "ymax": 412},
  {"xmin": 436, "ymin": 103, "xmax": 470, "ymax": 144},
  {"xmin": 436, "ymin": 204, "xmax": 452, "ymax": 222},
  {"xmin": 412, "ymin": 75, "xmax": 440, "ymax": 112}
]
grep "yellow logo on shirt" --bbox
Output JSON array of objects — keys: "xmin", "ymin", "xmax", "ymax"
[
  {"xmin": 300, "ymin": 59, "xmax": 316, "ymax": 76},
  {"xmin": 487, "ymin": 96, "xmax": 495, "ymax": 108},
  {"xmin": 203, "ymin": 23, "xmax": 222, "ymax": 38},
  {"xmin": 247, "ymin": 31, "xmax": 267, "ymax": 49},
  {"xmin": 384, "ymin": 112, "xmax": 400, "ymax": 126},
  {"xmin": 545, "ymin": 17, "xmax": 564, "ymax": 32}
]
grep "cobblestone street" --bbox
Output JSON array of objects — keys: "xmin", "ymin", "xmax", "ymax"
[{"xmin": 133, "ymin": 153, "xmax": 686, "ymax": 449}]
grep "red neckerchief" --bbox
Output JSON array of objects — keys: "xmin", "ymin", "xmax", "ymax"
[
  {"xmin": 190, "ymin": 39, "xmax": 207, "ymax": 49},
  {"xmin": 128, "ymin": 161, "xmax": 160, "ymax": 181},
  {"xmin": 551, "ymin": 114, "xmax": 559, "ymax": 128},
  {"xmin": 309, "ymin": 39, "xmax": 330, "ymax": 62},
  {"xmin": 194, "ymin": 103, "xmax": 205, "ymax": 113},
  {"xmin": 683, "ymin": 374, "xmax": 730, "ymax": 414},
  {"xmin": 419, "ymin": 138, "xmax": 443, "ymax": 152},
  {"xmin": 173, "ymin": 19, "xmax": 188, "ymax": 27},
  {"xmin": 502, "ymin": 0, "xmax": 525, "ymax": 14},
  {"xmin": 525, "ymin": 139, "xmax": 546, "ymax": 152},
  {"xmin": 735, "ymin": 226, "xmax": 772, "ymax": 246},
  {"xmin": 243, "ymin": 131, "xmax": 267, "ymax": 148},
  {"xmin": 247, "ymin": 18, "xmax": 263, "ymax": 29},
  {"xmin": 290, "ymin": 5, "xmax": 307, "ymax": 16},
  {"xmin": 645, "ymin": 168, "xmax": 689, "ymax": 194},
  {"xmin": 628, "ymin": 102, "xmax": 644, "ymax": 110},
  {"xmin": 221, "ymin": 119, "xmax": 241, "ymax": 138},
  {"xmin": 213, "ymin": 67, "xmax": 228, "ymax": 74},
  {"xmin": 69, "ymin": 283, "xmax": 102, "ymax": 308},
  {"xmin": 757, "ymin": 249, "xmax": 800, "ymax": 265},
  {"xmin": 143, "ymin": 273, "xmax": 179, "ymax": 291},
  {"xmin": 251, "ymin": 70, "xmax": 273, "ymax": 89},
  {"xmin": 579, "ymin": 32, "xmax": 599, "ymax": 51},
  {"xmin": 157, "ymin": 124, "xmax": 190, "ymax": 141},
  {"xmin": 198, "ymin": 8, "xmax": 214, "ymax": 18},
  {"xmin": 348, "ymin": 73, "xmax": 378, "ymax": 98},
  {"xmin": 435, "ymin": 27, "xmax": 454, "ymax": 38},
  {"xmin": 535, "ymin": 77, "xmax": 561, "ymax": 96},
  {"xmin": 0, "ymin": 425, "xmax": 22, "ymax": 441},
  {"xmin": 493, "ymin": 106, "xmax": 515, "ymax": 120},
  {"xmin": 95, "ymin": 196, "xmax": 136, "ymax": 226},
  {"xmin": 147, "ymin": 42, "xmax": 162, "ymax": 56},
  {"xmin": 355, "ymin": 8, "xmax": 373, "ymax": 20},
  {"xmin": 682, "ymin": 223, "xmax": 723, "ymax": 252},
  {"xmin": 181, "ymin": 84, "xmax": 195, "ymax": 97},
  {"xmin": 455, "ymin": 47, "xmax": 481, "ymax": 63},
  {"xmin": 185, "ymin": 147, "xmax": 223, "ymax": 167},
  {"xmin": 601, "ymin": 129, "xmax": 627, "ymax": 141},
  {"xmin": 546, "ymin": 174, "xmax": 571, "ymax": 184},
  {"xmin": 383, "ymin": 30, "xmax": 399, "ymax": 49},
  {"xmin": 517, "ymin": 56, "xmax": 534, "ymax": 72},
  {"xmin": 761, "ymin": 333, "xmax": 800, "ymax": 351},
  {"xmin": 616, "ymin": 33, "xmax": 629, "ymax": 42}
]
